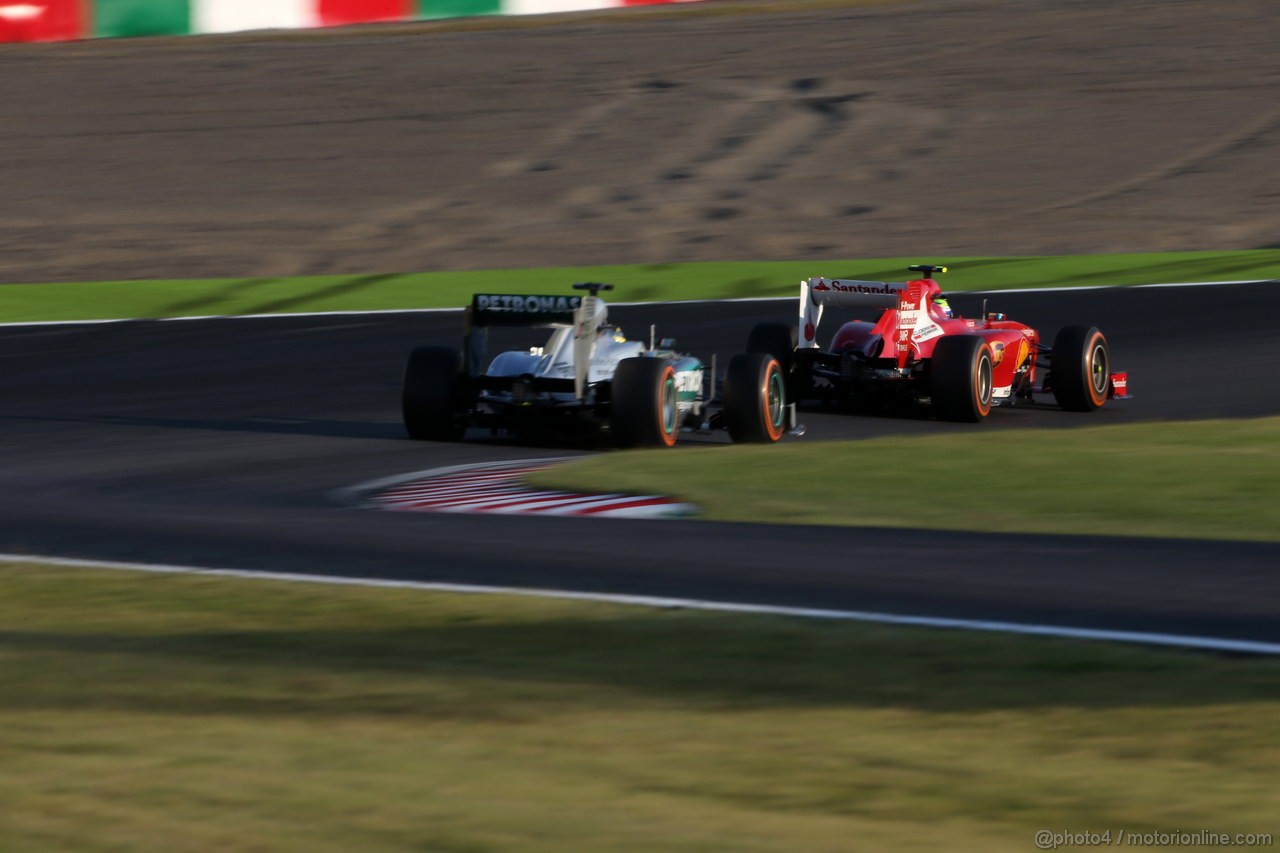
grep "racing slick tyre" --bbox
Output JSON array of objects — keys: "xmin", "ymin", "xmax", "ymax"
[
  {"xmin": 723, "ymin": 352, "xmax": 787, "ymax": 443},
  {"xmin": 746, "ymin": 321, "xmax": 802, "ymax": 400},
  {"xmin": 612, "ymin": 357, "xmax": 679, "ymax": 448},
  {"xmin": 1050, "ymin": 325, "xmax": 1111, "ymax": 412},
  {"xmin": 930, "ymin": 335, "xmax": 995, "ymax": 423},
  {"xmin": 402, "ymin": 346, "xmax": 468, "ymax": 441}
]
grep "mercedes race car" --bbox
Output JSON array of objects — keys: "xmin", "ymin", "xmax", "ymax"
[
  {"xmin": 402, "ymin": 282, "xmax": 791, "ymax": 446},
  {"xmin": 744, "ymin": 264, "xmax": 1128, "ymax": 422}
]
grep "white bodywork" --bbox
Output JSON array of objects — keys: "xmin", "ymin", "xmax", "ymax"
[{"xmin": 485, "ymin": 297, "xmax": 645, "ymax": 401}]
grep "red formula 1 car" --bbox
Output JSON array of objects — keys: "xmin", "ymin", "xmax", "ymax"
[{"xmin": 745, "ymin": 264, "xmax": 1128, "ymax": 421}]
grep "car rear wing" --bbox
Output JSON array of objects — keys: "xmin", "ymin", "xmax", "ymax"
[
  {"xmin": 798, "ymin": 278, "xmax": 905, "ymax": 348},
  {"xmin": 462, "ymin": 288, "xmax": 608, "ymax": 400},
  {"xmin": 466, "ymin": 293, "xmax": 584, "ymax": 328},
  {"xmin": 464, "ymin": 293, "xmax": 583, "ymax": 377}
]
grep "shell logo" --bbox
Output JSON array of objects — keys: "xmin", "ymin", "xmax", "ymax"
[
  {"xmin": 1015, "ymin": 338, "xmax": 1030, "ymax": 369},
  {"xmin": 990, "ymin": 341, "xmax": 1006, "ymax": 366}
]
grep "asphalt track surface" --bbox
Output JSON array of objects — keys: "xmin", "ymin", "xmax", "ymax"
[{"xmin": 2, "ymin": 283, "xmax": 1278, "ymax": 644}]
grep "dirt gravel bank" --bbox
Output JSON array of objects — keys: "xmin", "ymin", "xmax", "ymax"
[{"xmin": 1, "ymin": 0, "xmax": 1276, "ymax": 283}]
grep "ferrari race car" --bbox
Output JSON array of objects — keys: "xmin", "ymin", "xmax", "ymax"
[
  {"xmin": 744, "ymin": 264, "xmax": 1129, "ymax": 422},
  {"xmin": 402, "ymin": 282, "xmax": 792, "ymax": 446}
]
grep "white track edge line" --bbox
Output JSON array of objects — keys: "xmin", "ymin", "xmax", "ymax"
[
  {"xmin": 3, "ymin": 279, "xmax": 1273, "ymax": 329},
  {"xmin": 1, "ymin": 552, "xmax": 1276, "ymax": 656}
]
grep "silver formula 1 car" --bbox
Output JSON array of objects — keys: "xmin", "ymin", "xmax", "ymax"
[{"xmin": 402, "ymin": 282, "xmax": 790, "ymax": 447}]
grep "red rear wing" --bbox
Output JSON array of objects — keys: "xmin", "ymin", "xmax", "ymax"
[
  {"xmin": 800, "ymin": 276, "xmax": 944, "ymax": 365},
  {"xmin": 799, "ymin": 277, "xmax": 905, "ymax": 348}
]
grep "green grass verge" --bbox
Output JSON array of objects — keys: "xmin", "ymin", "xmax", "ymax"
[
  {"xmin": 2, "ymin": 562, "xmax": 1277, "ymax": 852},
  {"xmin": 527, "ymin": 418, "xmax": 1280, "ymax": 542},
  {"xmin": 2, "ymin": 250, "xmax": 1277, "ymax": 323}
]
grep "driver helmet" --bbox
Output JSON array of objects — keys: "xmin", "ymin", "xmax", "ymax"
[
  {"xmin": 933, "ymin": 295, "xmax": 953, "ymax": 319},
  {"xmin": 598, "ymin": 324, "xmax": 627, "ymax": 343}
]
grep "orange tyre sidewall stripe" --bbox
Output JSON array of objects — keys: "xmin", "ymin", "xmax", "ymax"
[
  {"xmin": 763, "ymin": 360, "xmax": 785, "ymax": 441},
  {"xmin": 975, "ymin": 346, "xmax": 993, "ymax": 417},
  {"xmin": 1087, "ymin": 332, "xmax": 1108, "ymax": 407},
  {"xmin": 658, "ymin": 365, "xmax": 677, "ymax": 447}
]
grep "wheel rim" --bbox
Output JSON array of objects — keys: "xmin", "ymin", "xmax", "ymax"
[
  {"xmin": 1089, "ymin": 340, "xmax": 1109, "ymax": 396},
  {"xmin": 976, "ymin": 352, "xmax": 993, "ymax": 407},
  {"xmin": 661, "ymin": 374, "xmax": 676, "ymax": 436},
  {"xmin": 767, "ymin": 367, "xmax": 785, "ymax": 429}
]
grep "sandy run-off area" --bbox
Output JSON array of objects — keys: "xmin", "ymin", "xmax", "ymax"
[{"xmin": 1, "ymin": 0, "xmax": 1276, "ymax": 283}]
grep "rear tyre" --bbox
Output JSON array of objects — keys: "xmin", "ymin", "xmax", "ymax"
[
  {"xmin": 1051, "ymin": 325, "xmax": 1110, "ymax": 412},
  {"xmin": 402, "ymin": 346, "xmax": 468, "ymax": 441},
  {"xmin": 931, "ymin": 335, "xmax": 994, "ymax": 423},
  {"xmin": 724, "ymin": 352, "xmax": 787, "ymax": 443},
  {"xmin": 746, "ymin": 321, "xmax": 802, "ymax": 400},
  {"xmin": 612, "ymin": 358, "xmax": 679, "ymax": 448}
]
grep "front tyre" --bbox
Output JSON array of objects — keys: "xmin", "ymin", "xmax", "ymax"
[
  {"xmin": 1051, "ymin": 325, "xmax": 1111, "ymax": 412},
  {"xmin": 612, "ymin": 358, "xmax": 679, "ymax": 448},
  {"xmin": 724, "ymin": 352, "xmax": 787, "ymax": 443},
  {"xmin": 402, "ymin": 346, "xmax": 468, "ymax": 441},
  {"xmin": 931, "ymin": 335, "xmax": 994, "ymax": 423}
]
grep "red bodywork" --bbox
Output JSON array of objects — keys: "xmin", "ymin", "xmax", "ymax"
[
  {"xmin": 786, "ymin": 270, "xmax": 1131, "ymax": 418},
  {"xmin": 828, "ymin": 277, "xmax": 1039, "ymax": 397}
]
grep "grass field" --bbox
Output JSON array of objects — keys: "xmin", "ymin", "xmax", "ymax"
[
  {"xmin": 2, "ymin": 250, "xmax": 1277, "ymax": 324},
  {"xmin": 527, "ymin": 418, "xmax": 1280, "ymax": 542},
  {"xmin": 2, "ymin": 562, "xmax": 1277, "ymax": 852}
]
